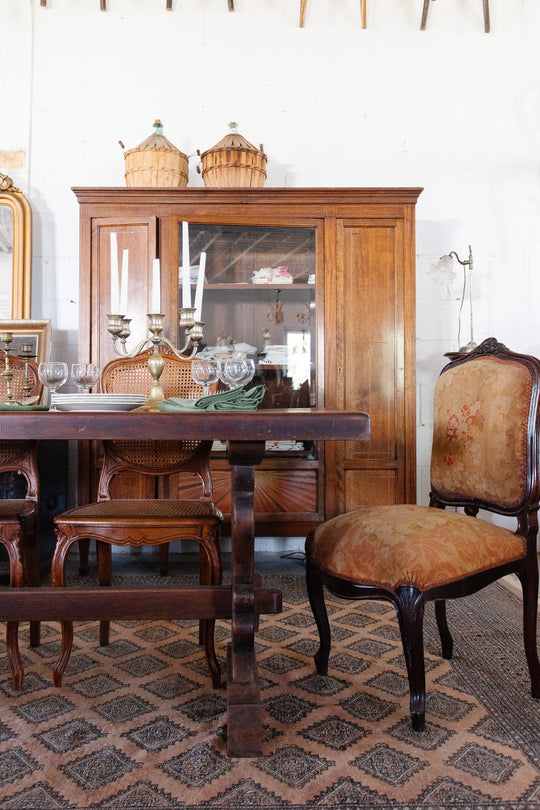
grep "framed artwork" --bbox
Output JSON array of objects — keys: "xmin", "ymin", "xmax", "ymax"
[{"xmin": 0, "ymin": 319, "xmax": 52, "ymax": 364}]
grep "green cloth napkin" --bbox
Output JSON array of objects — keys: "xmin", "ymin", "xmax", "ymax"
[
  {"xmin": 0, "ymin": 403, "xmax": 49, "ymax": 411},
  {"xmin": 158, "ymin": 385, "xmax": 265, "ymax": 412}
]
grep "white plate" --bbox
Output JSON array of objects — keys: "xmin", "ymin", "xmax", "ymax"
[
  {"xmin": 52, "ymin": 394, "xmax": 145, "ymax": 402},
  {"xmin": 52, "ymin": 400, "xmax": 145, "ymax": 412},
  {"xmin": 52, "ymin": 395, "xmax": 145, "ymax": 403}
]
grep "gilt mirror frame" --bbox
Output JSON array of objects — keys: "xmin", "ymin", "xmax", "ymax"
[{"xmin": 0, "ymin": 173, "xmax": 32, "ymax": 319}]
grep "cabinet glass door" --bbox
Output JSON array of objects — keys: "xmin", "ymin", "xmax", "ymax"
[{"xmin": 180, "ymin": 222, "xmax": 317, "ymax": 456}]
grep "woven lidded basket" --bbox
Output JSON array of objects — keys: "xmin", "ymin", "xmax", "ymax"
[
  {"xmin": 198, "ymin": 122, "xmax": 267, "ymax": 188},
  {"xmin": 124, "ymin": 120, "xmax": 189, "ymax": 188}
]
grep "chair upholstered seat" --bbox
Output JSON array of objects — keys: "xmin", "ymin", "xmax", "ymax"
[{"xmin": 308, "ymin": 504, "xmax": 526, "ymax": 592}]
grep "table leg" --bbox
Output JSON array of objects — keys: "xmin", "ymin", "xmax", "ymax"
[{"xmin": 226, "ymin": 440, "xmax": 266, "ymax": 757}]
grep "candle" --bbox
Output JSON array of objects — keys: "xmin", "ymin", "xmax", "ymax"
[
  {"xmin": 120, "ymin": 248, "xmax": 129, "ymax": 314},
  {"xmin": 194, "ymin": 252, "xmax": 206, "ymax": 322},
  {"xmin": 110, "ymin": 232, "xmax": 119, "ymax": 312},
  {"xmin": 182, "ymin": 221, "xmax": 191, "ymax": 308},
  {"xmin": 151, "ymin": 258, "xmax": 161, "ymax": 313}
]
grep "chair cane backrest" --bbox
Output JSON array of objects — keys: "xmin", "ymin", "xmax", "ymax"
[
  {"xmin": 98, "ymin": 347, "xmax": 214, "ymax": 501},
  {"xmin": 430, "ymin": 338, "xmax": 540, "ymax": 519},
  {"xmin": 0, "ymin": 353, "xmax": 42, "ymax": 501}
]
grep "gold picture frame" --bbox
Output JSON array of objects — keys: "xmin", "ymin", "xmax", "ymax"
[
  {"xmin": 0, "ymin": 173, "xmax": 32, "ymax": 320},
  {"xmin": 0, "ymin": 319, "xmax": 52, "ymax": 364}
]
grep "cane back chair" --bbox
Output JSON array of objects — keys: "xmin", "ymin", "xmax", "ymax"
[
  {"xmin": 306, "ymin": 338, "xmax": 540, "ymax": 731},
  {"xmin": 52, "ymin": 347, "xmax": 223, "ymax": 688},
  {"xmin": 0, "ymin": 352, "xmax": 43, "ymax": 688}
]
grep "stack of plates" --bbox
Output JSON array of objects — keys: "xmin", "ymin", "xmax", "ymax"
[{"xmin": 50, "ymin": 393, "xmax": 146, "ymax": 412}]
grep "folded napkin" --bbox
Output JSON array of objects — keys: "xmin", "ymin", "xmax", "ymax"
[
  {"xmin": 0, "ymin": 403, "xmax": 49, "ymax": 411},
  {"xmin": 158, "ymin": 385, "xmax": 265, "ymax": 412}
]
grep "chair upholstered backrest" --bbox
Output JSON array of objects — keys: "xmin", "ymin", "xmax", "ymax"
[
  {"xmin": 430, "ymin": 338, "xmax": 540, "ymax": 513},
  {"xmin": 98, "ymin": 347, "xmax": 214, "ymax": 499},
  {"xmin": 0, "ymin": 353, "xmax": 42, "ymax": 501}
]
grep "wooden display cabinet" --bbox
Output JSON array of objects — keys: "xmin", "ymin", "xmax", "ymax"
[{"xmin": 75, "ymin": 187, "xmax": 422, "ymax": 536}]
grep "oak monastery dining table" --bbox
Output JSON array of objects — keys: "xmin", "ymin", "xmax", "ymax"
[{"xmin": 0, "ymin": 407, "xmax": 370, "ymax": 756}]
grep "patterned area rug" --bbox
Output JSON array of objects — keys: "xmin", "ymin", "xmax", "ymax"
[{"xmin": 0, "ymin": 572, "xmax": 539, "ymax": 809}]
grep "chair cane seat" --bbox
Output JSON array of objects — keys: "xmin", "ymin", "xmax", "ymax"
[
  {"xmin": 0, "ymin": 351, "xmax": 43, "ymax": 690},
  {"xmin": 51, "ymin": 348, "xmax": 224, "ymax": 690},
  {"xmin": 307, "ymin": 504, "xmax": 526, "ymax": 593},
  {"xmin": 0, "ymin": 500, "xmax": 38, "ymax": 520},
  {"xmin": 56, "ymin": 500, "xmax": 222, "ymax": 524}
]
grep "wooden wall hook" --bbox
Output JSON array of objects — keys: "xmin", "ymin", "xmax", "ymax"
[
  {"xmin": 300, "ymin": 0, "xmax": 307, "ymax": 27},
  {"xmin": 300, "ymin": 0, "xmax": 367, "ymax": 28},
  {"xmin": 421, "ymin": 0, "xmax": 490, "ymax": 33}
]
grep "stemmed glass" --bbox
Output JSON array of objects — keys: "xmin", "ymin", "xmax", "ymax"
[
  {"xmin": 38, "ymin": 362, "xmax": 68, "ymax": 409},
  {"xmin": 191, "ymin": 358, "xmax": 220, "ymax": 397},
  {"xmin": 219, "ymin": 356, "xmax": 255, "ymax": 390},
  {"xmin": 71, "ymin": 362, "xmax": 99, "ymax": 393}
]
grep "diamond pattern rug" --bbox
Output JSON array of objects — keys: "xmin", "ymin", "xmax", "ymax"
[{"xmin": 0, "ymin": 572, "xmax": 538, "ymax": 808}]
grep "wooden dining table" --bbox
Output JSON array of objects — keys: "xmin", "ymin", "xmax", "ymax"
[{"xmin": 0, "ymin": 407, "xmax": 370, "ymax": 756}]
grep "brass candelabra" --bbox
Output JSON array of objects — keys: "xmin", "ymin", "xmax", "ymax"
[
  {"xmin": 0, "ymin": 332, "xmax": 14, "ymax": 402},
  {"xmin": 0, "ymin": 333, "xmax": 37, "ymax": 403},
  {"xmin": 106, "ymin": 310, "xmax": 204, "ymax": 410}
]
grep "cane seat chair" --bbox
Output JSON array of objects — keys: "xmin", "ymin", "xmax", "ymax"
[
  {"xmin": 0, "ymin": 352, "xmax": 43, "ymax": 688},
  {"xmin": 52, "ymin": 347, "xmax": 223, "ymax": 688},
  {"xmin": 306, "ymin": 338, "xmax": 540, "ymax": 731}
]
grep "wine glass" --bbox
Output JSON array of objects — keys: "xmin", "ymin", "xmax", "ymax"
[
  {"xmin": 219, "ymin": 356, "xmax": 255, "ymax": 390},
  {"xmin": 38, "ymin": 362, "xmax": 68, "ymax": 409},
  {"xmin": 191, "ymin": 358, "xmax": 220, "ymax": 397},
  {"xmin": 71, "ymin": 362, "xmax": 99, "ymax": 393}
]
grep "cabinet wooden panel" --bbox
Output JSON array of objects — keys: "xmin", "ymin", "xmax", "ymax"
[
  {"xmin": 75, "ymin": 188, "xmax": 421, "ymax": 533},
  {"xmin": 81, "ymin": 215, "xmax": 158, "ymax": 371}
]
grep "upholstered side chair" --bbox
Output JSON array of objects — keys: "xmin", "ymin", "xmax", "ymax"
[
  {"xmin": 306, "ymin": 337, "xmax": 540, "ymax": 731},
  {"xmin": 52, "ymin": 347, "xmax": 223, "ymax": 688},
  {"xmin": 0, "ymin": 352, "xmax": 43, "ymax": 688}
]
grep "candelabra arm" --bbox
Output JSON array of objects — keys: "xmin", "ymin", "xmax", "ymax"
[
  {"xmin": 111, "ymin": 335, "xmax": 153, "ymax": 358},
  {"xmin": 159, "ymin": 334, "xmax": 198, "ymax": 360}
]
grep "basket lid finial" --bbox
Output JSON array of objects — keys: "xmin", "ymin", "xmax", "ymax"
[{"xmin": 153, "ymin": 119, "xmax": 164, "ymax": 135}]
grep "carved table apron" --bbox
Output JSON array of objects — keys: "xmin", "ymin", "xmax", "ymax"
[{"xmin": 0, "ymin": 408, "xmax": 370, "ymax": 756}]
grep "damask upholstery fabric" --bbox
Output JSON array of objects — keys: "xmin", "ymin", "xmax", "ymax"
[
  {"xmin": 307, "ymin": 504, "xmax": 526, "ymax": 591},
  {"xmin": 431, "ymin": 356, "xmax": 531, "ymax": 509}
]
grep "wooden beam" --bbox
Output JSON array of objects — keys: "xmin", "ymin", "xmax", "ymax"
[{"xmin": 0, "ymin": 586, "xmax": 282, "ymax": 622}]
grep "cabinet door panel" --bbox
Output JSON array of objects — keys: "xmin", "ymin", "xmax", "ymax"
[
  {"xmin": 336, "ymin": 217, "xmax": 409, "ymax": 510},
  {"xmin": 88, "ymin": 217, "xmax": 157, "ymax": 369},
  {"xmin": 341, "ymin": 218, "xmax": 403, "ymax": 459}
]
